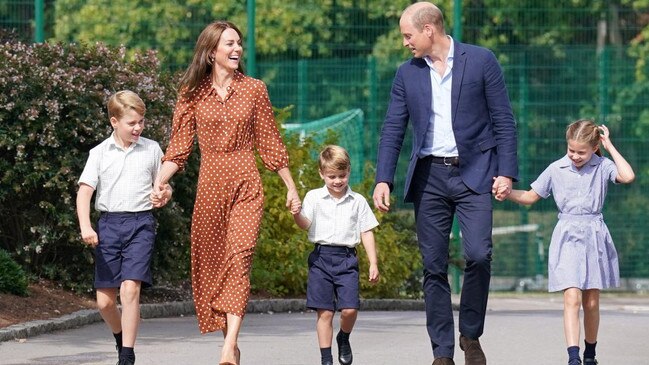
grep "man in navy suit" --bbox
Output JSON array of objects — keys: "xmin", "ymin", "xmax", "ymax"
[{"xmin": 373, "ymin": 3, "xmax": 518, "ymax": 365}]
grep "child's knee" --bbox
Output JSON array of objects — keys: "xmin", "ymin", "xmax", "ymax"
[
  {"xmin": 317, "ymin": 309, "xmax": 335, "ymax": 321},
  {"xmin": 120, "ymin": 280, "xmax": 142, "ymax": 301},
  {"xmin": 96, "ymin": 294, "xmax": 117, "ymax": 312},
  {"xmin": 340, "ymin": 308, "xmax": 358, "ymax": 317}
]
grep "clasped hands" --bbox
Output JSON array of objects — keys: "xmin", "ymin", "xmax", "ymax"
[
  {"xmin": 492, "ymin": 176, "xmax": 513, "ymax": 201},
  {"xmin": 150, "ymin": 182, "xmax": 173, "ymax": 208}
]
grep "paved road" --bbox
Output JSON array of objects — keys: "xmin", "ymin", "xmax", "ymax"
[{"xmin": 1, "ymin": 295, "xmax": 648, "ymax": 364}]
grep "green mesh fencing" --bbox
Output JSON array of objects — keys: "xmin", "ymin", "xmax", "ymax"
[
  {"xmin": 284, "ymin": 109, "xmax": 365, "ymax": 185},
  {"xmin": 0, "ymin": 0, "xmax": 35, "ymax": 41},
  {"xmin": 3, "ymin": 2, "xmax": 649, "ymax": 285}
]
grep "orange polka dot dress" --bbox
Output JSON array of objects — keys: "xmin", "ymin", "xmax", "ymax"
[{"xmin": 162, "ymin": 71, "xmax": 289, "ymax": 334}]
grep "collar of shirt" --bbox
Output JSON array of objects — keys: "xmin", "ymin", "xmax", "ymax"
[
  {"xmin": 558, "ymin": 154, "xmax": 602, "ymax": 170},
  {"xmin": 423, "ymin": 36, "xmax": 454, "ymax": 74},
  {"xmin": 315, "ymin": 185, "xmax": 354, "ymax": 203},
  {"xmin": 199, "ymin": 70, "xmax": 244, "ymax": 103},
  {"xmin": 108, "ymin": 132, "xmax": 143, "ymax": 152}
]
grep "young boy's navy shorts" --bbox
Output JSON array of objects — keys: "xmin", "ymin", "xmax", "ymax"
[
  {"xmin": 95, "ymin": 211, "xmax": 155, "ymax": 288},
  {"xmin": 306, "ymin": 244, "xmax": 360, "ymax": 311}
]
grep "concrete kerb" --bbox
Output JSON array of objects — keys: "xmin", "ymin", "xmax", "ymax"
[{"xmin": 0, "ymin": 298, "xmax": 436, "ymax": 342}]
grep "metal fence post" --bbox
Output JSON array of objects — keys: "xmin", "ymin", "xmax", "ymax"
[
  {"xmin": 598, "ymin": 46, "xmax": 610, "ymax": 122},
  {"xmin": 451, "ymin": 0, "xmax": 463, "ymax": 295},
  {"xmin": 368, "ymin": 56, "xmax": 378, "ymax": 162},
  {"xmin": 297, "ymin": 59, "xmax": 307, "ymax": 122},
  {"xmin": 518, "ymin": 52, "xmax": 530, "ymax": 277},
  {"xmin": 246, "ymin": 0, "xmax": 256, "ymax": 77},
  {"xmin": 34, "ymin": 0, "xmax": 44, "ymax": 43}
]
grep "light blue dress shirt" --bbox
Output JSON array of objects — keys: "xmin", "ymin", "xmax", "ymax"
[{"xmin": 419, "ymin": 36, "xmax": 458, "ymax": 158}]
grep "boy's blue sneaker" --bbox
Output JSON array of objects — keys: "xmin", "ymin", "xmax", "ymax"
[
  {"xmin": 583, "ymin": 358, "xmax": 598, "ymax": 364},
  {"xmin": 568, "ymin": 359, "xmax": 582, "ymax": 365}
]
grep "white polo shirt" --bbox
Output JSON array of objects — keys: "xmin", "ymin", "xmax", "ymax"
[
  {"xmin": 78, "ymin": 133, "xmax": 163, "ymax": 212},
  {"xmin": 300, "ymin": 186, "xmax": 379, "ymax": 248}
]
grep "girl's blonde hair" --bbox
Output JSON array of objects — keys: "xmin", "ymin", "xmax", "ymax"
[
  {"xmin": 566, "ymin": 119, "xmax": 602, "ymax": 156},
  {"xmin": 178, "ymin": 21, "xmax": 244, "ymax": 98},
  {"xmin": 107, "ymin": 90, "xmax": 145, "ymax": 120},
  {"xmin": 319, "ymin": 145, "xmax": 351, "ymax": 172}
]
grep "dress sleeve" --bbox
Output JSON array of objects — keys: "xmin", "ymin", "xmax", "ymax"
[
  {"xmin": 162, "ymin": 94, "xmax": 197, "ymax": 171},
  {"xmin": 602, "ymin": 157, "xmax": 619, "ymax": 184},
  {"xmin": 530, "ymin": 164, "xmax": 553, "ymax": 199},
  {"xmin": 252, "ymin": 80, "xmax": 289, "ymax": 172}
]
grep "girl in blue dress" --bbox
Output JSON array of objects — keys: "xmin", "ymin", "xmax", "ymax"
[{"xmin": 501, "ymin": 119, "xmax": 635, "ymax": 365}]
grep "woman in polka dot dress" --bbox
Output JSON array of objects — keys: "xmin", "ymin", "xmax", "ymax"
[{"xmin": 153, "ymin": 21, "xmax": 301, "ymax": 365}]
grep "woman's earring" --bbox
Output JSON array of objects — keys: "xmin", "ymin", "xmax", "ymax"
[{"xmin": 208, "ymin": 56, "xmax": 214, "ymax": 65}]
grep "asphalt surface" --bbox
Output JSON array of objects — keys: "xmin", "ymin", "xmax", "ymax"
[{"xmin": 1, "ymin": 295, "xmax": 648, "ymax": 364}]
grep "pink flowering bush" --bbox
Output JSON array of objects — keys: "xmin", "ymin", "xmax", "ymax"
[{"xmin": 0, "ymin": 36, "xmax": 195, "ymax": 291}]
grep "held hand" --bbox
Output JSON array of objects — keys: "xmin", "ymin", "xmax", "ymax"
[
  {"xmin": 152, "ymin": 180, "xmax": 166, "ymax": 200},
  {"xmin": 80, "ymin": 227, "xmax": 99, "ymax": 247},
  {"xmin": 289, "ymin": 198, "xmax": 302, "ymax": 215},
  {"xmin": 151, "ymin": 183, "xmax": 172, "ymax": 208},
  {"xmin": 372, "ymin": 182, "xmax": 391, "ymax": 213},
  {"xmin": 492, "ymin": 176, "xmax": 513, "ymax": 201},
  {"xmin": 368, "ymin": 265, "xmax": 380, "ymax": 284},
  {"xmin": 286, "ymin": 188, "xmax": 301, "ymax": 214}
]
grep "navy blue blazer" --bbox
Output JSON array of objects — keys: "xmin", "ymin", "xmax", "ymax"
[{"xmin": 376, "ymin": 41, "xmax": 519, "ymax": 202}]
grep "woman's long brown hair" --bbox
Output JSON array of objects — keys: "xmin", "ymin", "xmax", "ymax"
[{"xmin": 178, "ymin": 21, "xmax": 245, "ymax": 98}]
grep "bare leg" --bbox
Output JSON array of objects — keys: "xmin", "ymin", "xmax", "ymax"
[
  {"xmin": 339, "ymin": 308, "xmax": 358, "ymax": 333},
  {"xmin": 563, "ymin": 287, "xmax": 583, "ymax": 347},
  {"xmin": 119, "ymin": 280, "xmax": 142, "ymax": 348},
  {"xmin": 582, "ymin": 289, "xmax": 600, "ymax": 344},
  {"xmin": 316, "ymin": 309, "xmax": 335, "ymax": 348},
  {"xmin": 96, "ymin": 288, "xmax": 121, "ymax": 334},
  {"xmin": 220, "ymin": 313, "xmax": 243, "ymax": 364}
]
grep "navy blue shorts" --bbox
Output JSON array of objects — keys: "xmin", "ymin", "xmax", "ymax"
[
  {"xmin": 95, "ymin": 211, "xmax": 155, "ymax": 289},
  {"xmin": 306, "ymin": 244, "xmax": 360, "ymax": 311}
]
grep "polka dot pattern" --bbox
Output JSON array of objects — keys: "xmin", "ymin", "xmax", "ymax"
[{"xmin": 162, "ymin": 71, "xmax": 289, "ymax": 334}]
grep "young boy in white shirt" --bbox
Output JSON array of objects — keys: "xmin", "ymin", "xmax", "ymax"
[
  {"xmin": 76, "ymin": 90, "xmax": 171, "ymax": 365},
  {"xmin": 293, "ymin": 145, "xmax": 380, "ymax": 365}
]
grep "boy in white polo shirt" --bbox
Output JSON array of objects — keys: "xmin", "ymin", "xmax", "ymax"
[
  {"xmin": 293, "ymin": 145, "xmax": 380, "ymax": 365},
  {"xmin": 76, "ymin": 90, "xmax": 171, "ymax": 365}
]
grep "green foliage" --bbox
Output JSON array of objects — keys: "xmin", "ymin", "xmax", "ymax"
[
  {"xmin": 0, "ymin": 39, "xmax": 192, "ymax": 291},
  {"xmin": 52, "ymin": 0, "xmax": 413, "ymax": 68},
  {"xmin": 0, "ymin": 249, "xmax": 29, "ymax": 296}
]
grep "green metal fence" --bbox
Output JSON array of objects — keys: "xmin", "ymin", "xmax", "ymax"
[{"xmin": 2, "ymin": 2, "xmax": 648, "ymax": 286}]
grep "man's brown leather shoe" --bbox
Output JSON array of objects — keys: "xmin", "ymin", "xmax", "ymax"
[
  {"xmin": 460, "ymin": 335, "xmax": 486, "ymax": 365},
  {"xmin": 432, "ymin": 358, "xmax": 455, "ymax": 365}
]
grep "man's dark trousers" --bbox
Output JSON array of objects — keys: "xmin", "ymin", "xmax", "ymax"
[{"xmin": 411, "ymin": 157, "xmax": 493, "ymax": 359}]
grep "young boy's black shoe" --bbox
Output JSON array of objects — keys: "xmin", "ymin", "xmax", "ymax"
[
  {"xmin": 583, "ymin": 358, "xmax": 598, "ymax": 364},
  {"xmin": 336, "ymin": 330, "xmax": 353, "ymax": 365},
  {"xmin": 118, "ymin": 358, "xmax": 135, "ymax": 365},
  {"xmin": 118, "ymin": 347, "xmax": 135, "ymax": 365}
]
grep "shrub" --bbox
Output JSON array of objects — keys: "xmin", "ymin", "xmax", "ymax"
[{"xmin": 0, "ymin": 249, "xmax": 29, "ymax": 296}]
